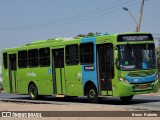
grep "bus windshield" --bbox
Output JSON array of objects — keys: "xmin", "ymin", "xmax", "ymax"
[{"xmin": 117, "ymin": 43, "xmax": 156, "ymax": 70}]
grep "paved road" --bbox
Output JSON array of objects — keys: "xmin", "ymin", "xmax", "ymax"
[{"xmin": 0, "ymin": 91, "xmax": 160, "ymax": 111}]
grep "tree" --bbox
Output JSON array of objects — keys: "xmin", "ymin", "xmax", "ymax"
[
  {"xmin": 87, "ymin": 32, "xmax": 94, "ymax": 37},
  {"xmin": 75, "ymin": 32, "xmax": 101, "ymax": 38},
  {"xmin": 76, "ymin": 34, "xmax": 85, "ymax": 38}
]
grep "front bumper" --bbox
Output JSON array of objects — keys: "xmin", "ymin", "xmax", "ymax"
[{"xmin": 114, "ymin": 80, "xmax": 159, "ymax": 97}]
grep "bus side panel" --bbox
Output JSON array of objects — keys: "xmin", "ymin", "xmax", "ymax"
[
  {"xmin": 81, "ymin": 38, "xmax": 98, "ymax": 91},
  {"xmin": 17, "ymin": 67, "xmax": 53, "ymax": 95},
  {"xmin": 17, "ymin": 69, "xmax": 28, "ymax": 94},
  {"xmin": 2, "ymin": 69, "xmax": 10, "ymax": 93},
  {"xmin": 36, "ymin": 67, "xmax": 53, "ymax": 95},
  {"xmin": 2, "ymin": 53, "xmax": 11, "ymax": 93},
  {"xmin": 65, "ymin": 65, "xmax": 83, "ymax": 96}
]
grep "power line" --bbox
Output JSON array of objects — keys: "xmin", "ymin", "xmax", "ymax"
[
  {"xmin": 18, "ymin": 0, "xmax": 124, "ymax": 28},
  {"xmin": 0, "ymin": 0, "xmax": 138, "ymax": 30},
  {"xmin": 1, "ymin": 0, "xmax": 123, "ymax": 30},
  {"xmin": 24, "ymin": 0, "xmax": 140, "ymax": 30}
]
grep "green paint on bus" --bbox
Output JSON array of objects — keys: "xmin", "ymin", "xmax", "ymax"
[{"xmin": 2, "ymin": 32, "xmax": 159, "ymax": 103}]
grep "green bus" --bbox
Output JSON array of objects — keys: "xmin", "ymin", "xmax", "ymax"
[{"xmin": 2, "ymin": 32, "xmax": 159, "ymax": 103}]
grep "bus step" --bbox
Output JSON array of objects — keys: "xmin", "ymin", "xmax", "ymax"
[
  {"xmin": 98, "ymin": 95, "xmax": 113, "ymax": 98},
  {"xmin": 53, "ymin": 94, "xmax": 65, "ymax": 97}
]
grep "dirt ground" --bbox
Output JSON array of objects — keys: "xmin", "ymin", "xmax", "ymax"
[{"xmin": 0, "ymin": 101, "xmax": 159, "ymax": 120}]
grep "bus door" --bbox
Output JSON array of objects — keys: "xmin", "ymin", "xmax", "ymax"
[
  {"xmin": 52, "ymin": 48, "xmax": 65, "ymax": 95},
  {"xmin": 8, "ymin": 54, "xmax": 18, "ymax": 93},
  {"xmin": 97, "ymin": 43, "xmax": 114, "ymax": 95}
]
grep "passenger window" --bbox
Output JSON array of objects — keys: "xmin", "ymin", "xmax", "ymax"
[
  {"xmin": 18, "ymin": 50, "xmax": 27, "ymax": 68},
  {"xmin": 39, "ymin": 48, "xmax": 50, "ymax": 67},
  {"xmin": 28, "ymin": 49, "xmax": 38, "ymax": 67},
  {"xmin": 80, "ymin": 42, "xmax": 94, "ymax": 64},
  {"xmin": 65, "ymin": 44, "xmax": 79, "ymax": 65},
  {"xmin": 3, "ymin": 52, "xmax": 8, "ymax": 69}
]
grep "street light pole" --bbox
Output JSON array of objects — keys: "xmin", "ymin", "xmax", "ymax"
[
  {"xmin": 122, "ymin": 7, "xmax": 138, "ymax": 27},
  {"xmin": 122, "ymin": 0, "xmax": 145, "ymax": 32},
  {"xmin": 137, "ymin": 0, "xmax": 145, "ymax": 32}
]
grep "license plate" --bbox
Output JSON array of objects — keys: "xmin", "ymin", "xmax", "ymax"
[{"xmin": 139, "ymin": 84, "xmax": 148, "ymax": 89}]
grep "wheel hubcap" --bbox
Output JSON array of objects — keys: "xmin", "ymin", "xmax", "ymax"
[{"xmin": 89, "ymin": 89, "xmax": 96, "ymax": 98}]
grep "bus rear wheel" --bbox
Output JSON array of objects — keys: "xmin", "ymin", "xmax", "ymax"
[
  {"xmin": 87, "ymin": 85, "xmax": 98, "ymax": 103},
  {"xmin": 29, "ymin": 84, "xmax": 38, "ymax": 100},
  {"xmin": 120, "ymin": 95, "xmax": 133, "ymax": 102}
]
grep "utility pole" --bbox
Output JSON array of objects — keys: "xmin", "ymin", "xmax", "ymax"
[{"xmin": 137, "ymin": 0, "xmax": 145, "ymax": 32}]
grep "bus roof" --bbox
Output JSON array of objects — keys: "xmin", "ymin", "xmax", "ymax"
[{"xmin": 2, "ymin": 32, "xmax": 152, "ymax": 52}]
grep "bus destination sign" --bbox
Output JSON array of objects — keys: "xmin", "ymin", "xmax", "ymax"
[
  {"xmin": 117, "ymin": 34, "xmax": 153, "ymax": 42},
  {"xmin": 123, "ymin": 36, "xmax": 148, "ymax": 41}
]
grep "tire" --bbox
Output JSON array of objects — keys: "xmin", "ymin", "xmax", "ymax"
[
  {"xmin": 120, "ymin": 95, "xmax": 133, "ymax": 102},
  {"xmin": 28, "ymin": 84, "xmax": 38, "ymax": 100},
  {"xmin": 87, "ymin": 85, "xmax": 98, "ymax": 103}
]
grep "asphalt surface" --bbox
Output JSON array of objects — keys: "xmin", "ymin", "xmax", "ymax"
[{"xmin": 0, "ymin": 91, "xmax": 160, "ymax": 111}]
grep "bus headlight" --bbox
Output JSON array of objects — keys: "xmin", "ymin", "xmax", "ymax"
[
  {"xmin": 155, "ymin": 75, "xmax": 159, "ymax": 81},
  {"xmin": 119, "ymin": 78, "xmax": 130, "ymax": 84}
]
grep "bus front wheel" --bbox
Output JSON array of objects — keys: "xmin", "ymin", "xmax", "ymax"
[
  {"xmin": 87, "ymin": 85, "xmax": 98, "ymax": 103},
  {"xmin": 29, "ymin": 84, "xmax": 38, "ymax": 100}
]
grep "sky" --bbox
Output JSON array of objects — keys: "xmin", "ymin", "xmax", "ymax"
[{"xmin": 0, "ymin": 0, "xmax": 160, "ymax": 52}]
